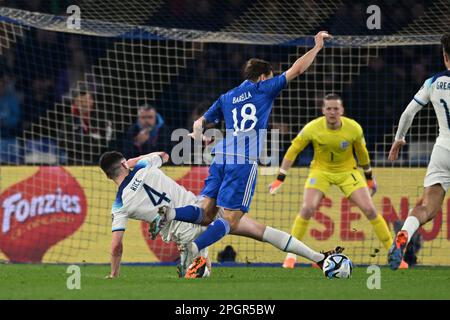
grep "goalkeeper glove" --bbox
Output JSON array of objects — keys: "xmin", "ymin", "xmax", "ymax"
[
  {"xmin": 364, "ymin": 170, "xmax": 377, "ymax": 196},
  {"xmin": 269, "ymin": 173, "xmax": 286, "ymax": 195}
]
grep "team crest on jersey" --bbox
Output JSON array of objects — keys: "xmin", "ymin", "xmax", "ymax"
[{"xmin": 340, "ymin": 141, "xmax": 349, "ymax": 149}]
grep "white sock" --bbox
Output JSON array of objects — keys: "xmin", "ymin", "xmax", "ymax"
[
  {"xmin": 401, "ymin": 216, "xmax": 420, "ymax": 244},
  {"xmin": 286, "ymin": 253, "xmax": 297, "ymax": 261},
  {"xmin": 190, "ymin": 242, "xmax": 199, "ymax": 256},
  {"xmin": 166, "ymin": 207, "xmax": 176, "ymax": 221},
  {"xmin": 263, "ymin": 226, "xmax": 324, "ymax": 263}
]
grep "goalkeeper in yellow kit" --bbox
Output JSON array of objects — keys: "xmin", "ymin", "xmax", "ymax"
[{"xmin": 269, "ymin": 93, "xmax": 395, "ymax": 268}]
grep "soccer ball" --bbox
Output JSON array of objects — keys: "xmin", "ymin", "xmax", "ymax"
[{"xmin": 322, "ymin": 254, "xmax": 353, "ymax": 279}]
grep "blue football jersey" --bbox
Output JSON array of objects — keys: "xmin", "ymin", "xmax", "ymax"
[{"xmin": 203, "ymin": 72, "xmax": 287, "ymax": 162}]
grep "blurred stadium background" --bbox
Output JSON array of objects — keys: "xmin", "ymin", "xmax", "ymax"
[{"xmin": 0, "ymin": 0, "xmax": 449, "ymax": 266}]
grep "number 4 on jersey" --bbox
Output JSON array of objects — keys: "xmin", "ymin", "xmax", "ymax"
[{"xmin": 143, "ymin": 184, "xmax": 171, "ymax": 206}]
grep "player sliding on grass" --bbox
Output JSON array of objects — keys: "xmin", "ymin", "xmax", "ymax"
[
  {"xmin": 153, "ymin": 31, "xmax": 335, "ymax": 277},
  {"xmin": 269, "ymin": 94, "xmax": 394, "ymax": 269},
  {"xmin": 100, "ymin": 151, "xmax": 211, "ymax": 278},
  {"xmin": 100, "ymin": 151, "xmax": 342, "ymax": 278},
  {"xmin": 387, "ymin": 34, "xmax": 450, "ymax": 270}
]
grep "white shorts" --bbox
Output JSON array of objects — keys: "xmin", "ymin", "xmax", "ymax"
[
  {"xmin": 159, "ymin": 196, "xmax": 220, "ymax": 259},
  {"xmin": 424, "ymin": 144, "xmax": 450, "ymax": 192}
]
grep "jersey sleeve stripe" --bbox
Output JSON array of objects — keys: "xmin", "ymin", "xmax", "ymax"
[
  {"xmin": 413, "ymin": 97, "xmax": 427, "ymax": 106},
  {"xmin": 242, "ymin": 162, "xmax": 258, "ymax": 207}
]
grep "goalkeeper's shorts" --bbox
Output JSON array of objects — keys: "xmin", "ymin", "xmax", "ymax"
[{"xmin": 304, "ymin": 169, "xmax": 367, "ymax": 198}]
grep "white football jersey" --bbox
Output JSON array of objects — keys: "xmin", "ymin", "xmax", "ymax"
[
  {"xmin": 414, "ymin": 70, "xmax": 450, "ymax": 148},
  {"xmin": 111, "ymin": 155, "xmax": 197, "ymax": 232}
]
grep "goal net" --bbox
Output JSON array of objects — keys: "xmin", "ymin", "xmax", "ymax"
[{"xmin": 0, "ymin": 1, "xmax": 449, "ymax": 266}]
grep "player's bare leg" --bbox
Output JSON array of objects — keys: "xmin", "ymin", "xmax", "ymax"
[
  {"xmin": 199, "ymin": 196, "xmax": 218, "ymax": 225},
  {"xmin": 409, "ymin": 184, "xmax": 445, "ymax": 224},
  {"xmin": 348, "ymin": 187, "xmax": 393, "ymax": 251},
  {"xmin": 233, "ymin": 215, "xmax": 265, "ymax": 240},
  {"xmin": 222, "ymin": 209, "xmax": 245, "ymax": 231},
  {"xmin": 348, "ymin": 186, "xmax": 377, "ymax": 219},
  {"xmin": 283, "ymin": 188, "xmax": 324, "ymax": 268},
  {"xmin": 388, "ymin": 184, "xmax": 445, "ymax": 270},
  {"xmin": 233, "ymin": 216, "xmax": 341, "ymax": 266}
]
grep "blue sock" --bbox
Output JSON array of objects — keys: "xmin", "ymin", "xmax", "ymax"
[
  {"xmin": 174, "ymin": 205, "xmax": 203, "ymax": 224},
  {"xmin": 194, "ymin": 217, "xmax": 230, "ymax": 251}
]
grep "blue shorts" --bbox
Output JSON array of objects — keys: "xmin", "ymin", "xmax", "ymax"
[{"xmin": 201, "ymin": 160, "xmax": 258, "ymax": 213}]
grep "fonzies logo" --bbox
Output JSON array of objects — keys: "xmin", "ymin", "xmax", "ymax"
[{"xmin": 0, "ymin": 167, "xmax": 87, "ymax": 262}]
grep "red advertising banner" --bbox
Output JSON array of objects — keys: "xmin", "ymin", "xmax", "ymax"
[{"xmin": 0, "ymin": 167, "xmax": 87, "ymax": 262}]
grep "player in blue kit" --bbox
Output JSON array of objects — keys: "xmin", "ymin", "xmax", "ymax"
[{"xmin": 156, "ymin": 31, "xmax": 333, "ymax": 277}]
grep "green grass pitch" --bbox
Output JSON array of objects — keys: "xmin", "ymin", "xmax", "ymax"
[{"xmin": 1, "ymin": 264, "xmax": 450, "ymax": 300}]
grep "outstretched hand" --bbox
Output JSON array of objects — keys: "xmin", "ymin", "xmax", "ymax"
[
  {"xmin": 314, "ymin": 31, "xmax": 333, "ymax": 50},
  {"xmin": 366, "ymin": 176, "xmax": 377, "ymax": 197},
  {"xmin": 188, "ymin": 132, "xmax": 214, "ymax": 145},
  {"xmin": 268, "ymin": 179, "xmax": 284, "ymax": 195},
  {"xmin": 388, "ymin": 139, "xmax": 406, "ymax": 161},
  {"xmin": 147, "ymin": 151, "xmax": 170, "ymax": 164},
  {"xmin": 188, "ymin": 131, "xmax": 202, "ymax": 141},
  {"xmin": 159, "ymin": 151, "xmax": 170, "ymax": 164}
]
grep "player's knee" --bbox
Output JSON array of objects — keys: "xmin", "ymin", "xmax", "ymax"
[
  {"xmin": 201, "ymin": 207, "xmax": 216, "ymax": 225},
  {"xmin": 361, "ymin": 205, "xmax": 377, "ymax": 219},
  {"xmin": 228, "ymin": 216, "xmax": 242, "ymax": 231},
  {"xmin": 201, "ymin": 216, "xmax": 214, "ymax": 226},
  {"xmin": 221, "ymin": 213, "xmax": 242, "ymax": 232},
  {"xmin": 200, "ymin": 203, "xmax": 223, "ymax": 225},
  {"xmin": 228, "ymin": 220, "xmax": 240, "ymax": 232},
  {"xmin": 300, "ymin": 206, "xmax": 315, "ymax": 219}
]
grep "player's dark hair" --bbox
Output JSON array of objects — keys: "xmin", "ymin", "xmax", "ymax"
[
  {"xmin": 243, "ymin": 58, "xmax": 273, "ymax": 82},
  {"xmin": 441, "ymin": 34, "xmax": 450, "ymax": 57},
  {"xmin": 99, "ymin": 151, "xmax": 126, "ymax": 179},
  {"xmin": 138, "ymin": 103, "xmax": 156, "ymax": 112},
  {"xmin": 76, "ymin": 83, "xmax": 88, "ymax": 96},
  {"xmin": 323, "ymin": 93, "xmax": 343, "ymax": 106}
]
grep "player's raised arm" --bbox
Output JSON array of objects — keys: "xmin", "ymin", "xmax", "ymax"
[
  {"xmin": 388, "ymin": 101, "xmax": 424, "ymax": 161},
  {"xmin": 189, "ymin": 98, "xmax": 223, "ymax": 141},
  {"xmin": 188, "ymin": 116, "xmax": 215, "ymax": 144},
  {"xmin": 388, "ymin": 80, "xmax": 430, "ymax": 161},
  {"xmin": 353, "ymin": 124, "xmax": 370, "ymax": 167},
  {"xmin": 285, "ymin": 31, "xmax": 332, "ymax": 82},
  {"xmin": 106, "ymin": 230, "xmax": 124, "ymax": 279},
  {"xmin": 188, "ymin": 116, "xmax": 207, "ymax": 140},
  {"xmin": 126, "ymin": 151, "xmax": 169, "ymax": 169},
  {"xmin": 353, "ymin": 126, "xmax": 377, "ymax": 196}
]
